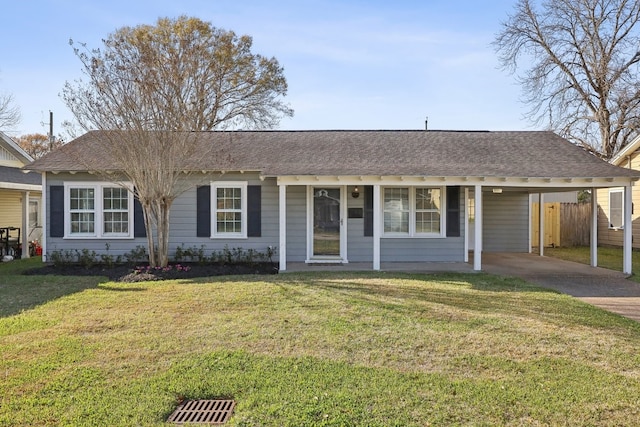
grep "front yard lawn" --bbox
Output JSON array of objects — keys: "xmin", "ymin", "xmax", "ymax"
[
  {"xmin": 2, "ymin": 258, "xmax": 640, "ymax": 425},
  {"xmin": 544, "ymin": 246, "xmax": 640, "ymax": 282}
]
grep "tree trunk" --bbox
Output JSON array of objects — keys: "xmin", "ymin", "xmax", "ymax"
[
  {"xmin": 156, "ymin": 199, "xmax": 171, "ymax": 268},
  {"xmin": 142, "ymin": 201, "xmax": 157, "ymax": 267}
]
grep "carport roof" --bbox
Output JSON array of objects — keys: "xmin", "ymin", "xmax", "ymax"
[{"xmin": 24, "ymin": 129, "xmax": 640, "ymax": 180}]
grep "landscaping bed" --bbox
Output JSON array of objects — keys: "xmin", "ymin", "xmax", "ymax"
[{"xmin": 24, "ymin": 262, "xmax": 278, "ymax": 282}]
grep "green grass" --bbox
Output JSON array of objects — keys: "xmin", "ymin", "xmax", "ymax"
[
  {"xmin": 544, "ymin": 246, "xmax": 640, "ymax": 282},
  {"xmin": 2, "ymin": 258, "xmax": 640, "ymax": 426}
]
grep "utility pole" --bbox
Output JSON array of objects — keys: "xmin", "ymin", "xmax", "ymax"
[{"xmin": 48, "ymin": 111, "xmax": 54, "ymax": 149}]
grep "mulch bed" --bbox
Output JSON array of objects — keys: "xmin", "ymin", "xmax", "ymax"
[{"xmin": 24, "ymin": 262, "xmax": 278, "ymax": 282}]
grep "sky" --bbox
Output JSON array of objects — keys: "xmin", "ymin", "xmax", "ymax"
[{"xmin": 0, "ymin": 0, "xmax": 531, "ymax": 138}]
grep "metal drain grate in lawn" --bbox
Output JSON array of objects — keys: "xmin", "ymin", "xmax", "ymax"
[{"xmin": 167, "ymin": 399, "xmax": 235, "ymax": 425}]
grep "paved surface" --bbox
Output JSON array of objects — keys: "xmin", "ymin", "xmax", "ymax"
[{"xmin": 482, "ymin": 253, "xmax": 640, "ymax": 322}]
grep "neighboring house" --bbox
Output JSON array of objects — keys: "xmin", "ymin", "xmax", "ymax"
[
  {"xmin": 0, "ymin": 131, "xmax": 42, "ymax": 258},
  {"xmin": 24, "ymin": 130, "xmax": 640, "ymax": 273},
  {"xmin": 598, "ymin": 134, "xmax": 640, "ymax": 249}
]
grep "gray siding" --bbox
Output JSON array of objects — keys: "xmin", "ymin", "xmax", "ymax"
[
  {"xmin": 45, "ymin": 176, "xmax": 472, "ymax": 264},
  {"xmin": 46, "ymin": 173, "xmax": 148, "ymax": 257},
  {"xmin": 45, "ymin": 172, "xmax": 280, "ymax": 260},
  {"xmin": 483, "ymin": 191, "xmax": 529, "ymax": 252},
  {"xmin": 346, "ymin": 185, "xmax": 372, "ymax": 262},
  {"xmin": 285, "ymin": 186, "xmax": 307, "ymax": 262},
  {"xmin": 380, "ymin": 189, "xmax": 465, "ymax": 262},
  {"xmin": 168, "ymin": 174, "xmax": 279, "ymax": 254},
  {"xmin": 380, "ymin": 238, "xmax": 464, "ymax": 262}
]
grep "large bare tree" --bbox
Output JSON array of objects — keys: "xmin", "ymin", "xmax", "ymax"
[
  {"xmin": 494, "ymin": 0, "xmax": 640, "ymax": 159},
  {"xmin": 63, "ymin": 16, "xmax": 293, "ymax": 267},
  {"xmin": 0, "ymin": 91, "xmax": 20, "ymax": 131}
]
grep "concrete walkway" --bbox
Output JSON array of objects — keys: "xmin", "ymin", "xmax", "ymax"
[{"xmin": 482, "ymin": 253, "xmax": 640, "ymax": 322}]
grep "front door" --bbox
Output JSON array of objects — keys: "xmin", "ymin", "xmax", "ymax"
[{"xmin": 312, "ymin": 187, "xmax": 342, "ymax": 259}]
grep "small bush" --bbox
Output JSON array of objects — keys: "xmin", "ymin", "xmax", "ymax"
[
  {"xmin": 75, "ymin": 249, "xmax": 98, "ymax": 269},
  {"xmin": 124, "ymin": 245, "xmax": 148, "ymax": 264},
  {"xmin": 48, "ymin": 249, "xmax": 76, "ymax": 267}
]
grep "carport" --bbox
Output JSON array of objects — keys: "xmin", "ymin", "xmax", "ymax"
[{"xmin": 467, "ymin": 182, "xmax": 637, "ymax": 275}]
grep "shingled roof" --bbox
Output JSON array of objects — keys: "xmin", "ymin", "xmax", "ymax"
[
  {"xmin": 24, "ymin": 130, "xmax": 640, "ymax": 179},
  {"xmin": 0, "ymin": 165, "xmax": 41, "ymax": 186}
]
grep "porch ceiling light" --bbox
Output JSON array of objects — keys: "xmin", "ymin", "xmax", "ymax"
[{"xmin": 492, "ymin": 188, "xmax": 503, "ymax": 194}]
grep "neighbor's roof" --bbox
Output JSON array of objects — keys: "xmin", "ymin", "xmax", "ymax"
[
  {"xmin": 0, "ymin": 131, "xmax": 34, "ymax": 164},
  {"xmin": 24, "ymin": 130, "xmax": 640, "ymax": 179},
  {"xmin": 610, "ymin": 133, "xmax": 640, "ymax": 166},
  {"xmin": 0, "ymin": 165, "xmax": 41, "ymax": 186}
]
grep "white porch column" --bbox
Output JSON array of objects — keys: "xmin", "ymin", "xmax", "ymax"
[
  {"xmin": 623, "ymin": 184, "xmax": 633, "ymax": 275},
  {"xmin": 538, "ymin": 193, "xmax": 545, "ymax": 256},
  {"xmin": 373, "ymin": 184, "xmax": 381, "ymax": 270},
  {"xmin": 21, "ymin": 191, "xmax": 30, "ymax": 259},
  {"xmin": 464, "ymin": 187, "xmax": 469, "ymax": 263},
  {"xmin": 473, "ymin": 185, "xmax": 482, "ymax": 271},
  {"xmin": 279, "ymin": 184, "xmax": 287, "ymax": 271},
  {"xmin": 41, "ymin": 173, "xmax": 47, "ymax": 262},
  {"xmin": 528, "ymin": 194, "xmax": 532, "ymax": 253},
  {"xmin": 590, "ymin": 188, "xmax": 598, "ymax": 267}
]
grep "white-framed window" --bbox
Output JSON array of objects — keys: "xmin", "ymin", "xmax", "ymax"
[
  {"xmin": 64, "ymin": 182, "xmax": 134, "ymax": 238},
  {"xmin": 382, "ymin": 186, "xmax": 445, "ymax": 237},
  {"xmin": 211, "ymin": 181, "xmax": 247, "ymax": 238},
  {"xmin": 29, "ymin": 199, "xmax": 40, "ymax": 229},
  {"xmin": 609, "ymin": 188, "xmax": 624, "ymax": 229},
  {"xmin": 383, "ymin": 187, "xmax": 409, "ymax": 233},
  {"xmin": 415, "ymin": 187, "xmax": 441, "ymax": 234}
]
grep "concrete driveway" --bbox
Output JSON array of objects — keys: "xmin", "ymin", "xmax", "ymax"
[{"xmin": 482, "ymin": 253, "xmax": 640, "ymax": 322}]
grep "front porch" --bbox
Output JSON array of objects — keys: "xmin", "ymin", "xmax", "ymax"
[
  {"xmin": 284, "ymin": 261, "xmax": 476, "ymax": 274},
  {"xmin": 276, "ymin": 179, "xmax": 636, "ymax": 275}
]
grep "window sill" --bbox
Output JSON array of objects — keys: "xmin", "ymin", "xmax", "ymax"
[
  {"xmin": 63, "ymin": 235, "xmax": 135, "ymax": 240},
  {"xmin": 382, "ymin": 234, "xmax": 446, "ymax": 239}
]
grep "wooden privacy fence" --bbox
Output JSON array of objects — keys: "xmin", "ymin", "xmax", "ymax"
[{"xmin": 531, "ymin": 202, "xmax": 591, "ymax": 247}]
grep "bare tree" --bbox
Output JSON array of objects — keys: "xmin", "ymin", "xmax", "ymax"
[
  {"xmin": 16, "ymin": 133, "xmax": 65, "ymax": 159},
  {"xmin": 494, "ymin": 0, "xmax": 640, "ymax": 159},
  {"xmin": 0, "ymin": 91, "xmax": 20, "ymax": 131},
  {"xmin": 63, "ymin": 16, "xmax": 293, "ymax": 267}
]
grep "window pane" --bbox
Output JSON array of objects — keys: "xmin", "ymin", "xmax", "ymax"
[
  {"xmin": 71, "ymin": 212, "xmax": 94, "ymax": 233},
  {"xmin": 104, "ymin": 211, "xmax": 129, "ymax": 234},
  {"xmin": 69, "ymin": 188, "xmax": 95, "ymax": 234},
  {"xmin": 215, "ymin": 186, "xmax": 243, "ymax": 234},
  {"xmin": 103, "ymin": 187, "xmax": 129, "ymax": 234},
  {"xmin": 383, "ymin": 188, "xmax": 409, "ymax": 233},
  {"xmin": 416, "ymin": 188, "xmax": 440, "ymax": 210},
  {"xmin": 70, "ymin": 188, "xmax": 94, "ymax": 210},
  {"xmin": 416, "ymin": 211, "xmax": 441, "ymax": 233},
  {"xmin": 610, "ymin": 191, "xmax": 623, "ymax": 228},
  {"xmin": 29, "ymin": 201, "xmax": 39, "ymax": 228},
  {"xmin": 384, "ymin": 211, "xmax": 409, "ymax": 233},
  {"xmin": 384, "ymin": 188, "xmax": 409, "ymax": 210},
  {"xmin": 217, "ymin": 211, "xmax": 241, "ymax": 233},
  {"xmin": 415, "ymin": 188, "xmax": 441, "ymax": 234}
]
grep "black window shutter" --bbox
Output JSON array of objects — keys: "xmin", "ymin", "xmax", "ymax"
[
  {"xmin": 364, "ymin": 186, "xmax": 374, "ymax": 237},
  {"xmin": 446, "ymin": 186, "xmax": 460, "ymax": 237},
  {"xmin": 247, "ymin": 185, "xmax": 262, "ymax": 237},
  {"xmin": 49, "ymin": 185, "xmax": 64, "ymax": 238},
  {"xmin": 196, "ymin": 185, "xmax": 211, "ymax": 237},
  {"xmin": 133, "ymin": 197, "xmax": 146, "ymax": 237}
]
